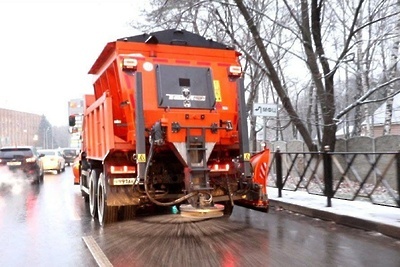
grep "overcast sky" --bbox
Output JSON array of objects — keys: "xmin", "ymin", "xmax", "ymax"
[{"xmin": 0, "ymin": 0, "xmax": 146, "ymax": 126}]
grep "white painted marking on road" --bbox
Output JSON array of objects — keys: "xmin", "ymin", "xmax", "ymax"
[{"xmin": 82, "ymin": 235, "xmax": 113, "ymax": 267}]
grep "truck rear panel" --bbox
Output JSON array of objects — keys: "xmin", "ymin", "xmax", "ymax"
[{"xmin": 73, "ymin": 29, "xmax": 269, "ymax": 225}]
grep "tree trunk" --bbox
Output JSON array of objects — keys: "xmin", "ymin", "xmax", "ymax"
[
  {"xmin": 383, "ymin": 0, "xmax": 400, "ymax": 135},
  {"xmin": 234, "ymin": 0, "xmax": 316, "ymax": 151}
]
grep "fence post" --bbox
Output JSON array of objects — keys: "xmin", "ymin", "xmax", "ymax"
[
  {"xmin": 323, "ymin": 145, "xmax": 333, "ymax": 207},
  {"xmin": 276, "ymin": 147, "xmax": 283, "ymax": 197},
  {"xmin": 397, "ymin": 151, "xmax": 400, "ymax": 207}
]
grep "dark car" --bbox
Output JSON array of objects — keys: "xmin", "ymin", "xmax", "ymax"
[
  {"xmin": 61, "ymin": 148, "xmax": 78, "ymax": 166},
  {"xmin": 0, "ymin": 146, "xmax": 44, "ymax": 184}
]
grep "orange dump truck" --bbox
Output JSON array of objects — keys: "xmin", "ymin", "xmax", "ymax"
[{"xmin": 69, "ymin": 29, "xmax": 269, "ymax": 225}]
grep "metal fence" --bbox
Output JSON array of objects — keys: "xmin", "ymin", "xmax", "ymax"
[{"xmin": 267, "ymin": 147, "xmax": 400, "ymax": 208}]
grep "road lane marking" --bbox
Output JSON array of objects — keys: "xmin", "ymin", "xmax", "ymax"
[{"xmin": 82, "ymin": 235, "xmax": 113, "ymax": 267}]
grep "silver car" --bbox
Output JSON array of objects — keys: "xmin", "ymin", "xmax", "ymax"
[{"xmin": 38, "ymin": 149, "xmax": 66, "ymax": 174}]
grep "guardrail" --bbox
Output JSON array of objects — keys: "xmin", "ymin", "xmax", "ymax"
[{"xmin": 267, "ymin": 147, "xmax": 400, "ymax": 208}]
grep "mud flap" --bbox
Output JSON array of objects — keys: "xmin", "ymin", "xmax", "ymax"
[{"xmin": 235, "ymin": 183, "xmax": 269, "ymax": 212}]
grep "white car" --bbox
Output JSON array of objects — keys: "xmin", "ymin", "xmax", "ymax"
[{"xmin": 38, "ymin": 149, "xmax": 66, "ymax": 174}]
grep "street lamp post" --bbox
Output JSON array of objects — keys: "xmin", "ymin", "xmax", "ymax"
[
  {"xmin": 33, "ymin": 134, "xmax": 38, "ymax": 146},
  {"xmin": 43, "ymin": 130, "xmax": 46, "ymax": 149},
  {"xmin": 44, "ymin": 127, "xmax": 51, "ymax": 149}
]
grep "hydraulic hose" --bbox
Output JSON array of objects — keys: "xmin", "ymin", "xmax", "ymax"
[{"xmin": 144, "ymin": 138, "xmax": 198, "ymax": 206}]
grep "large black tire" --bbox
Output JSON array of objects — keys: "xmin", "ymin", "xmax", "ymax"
[
  {"xmin": 37, "ymin": 169, "xmax": 44, "ymax": 184},
  {"xmin": 89, "ymin": 169, "xmax": 98, "ymax": 218},
  {"xmin": 39, "ymin": 172, "xmax": 44, "ymax": 184},
  {"xmin": 80, "ymin": 173, "xmax": 89, "ymax": 202},
  {"xmin": 97, "ymin": 173, "xmax": 118, "ymax": 226}
]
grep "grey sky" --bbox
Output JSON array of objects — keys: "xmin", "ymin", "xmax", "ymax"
[{"xmin": 0, "ymin": 0, "xmax": 143, "ymax": 126}]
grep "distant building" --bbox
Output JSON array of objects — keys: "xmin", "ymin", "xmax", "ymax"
[
  {"xmin": 68, "ymin": 98, "xmax": 84, "ymax": 116},
  {"xmin": 336, "ymin": 95, "xmax": 400, "ymax": 138},
  {"xmin": 0, "ymin": 108, "xmax": 42, "ymax": 147},
  {"xmin": 361, "ymin": 94, "xmax": 400, "ymax": 136}
]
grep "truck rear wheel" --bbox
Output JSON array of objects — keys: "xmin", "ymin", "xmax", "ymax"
[
  {"xmin": 89, "ymin": 170, "xmax": 98, "ymax": 218},
  {"xmin": 80, "ymin": 176, "xmax": 89, "ymax": 202},
  {"xmin": 97, "ymin": 173, "xmax": 118, "ymax": 226}
]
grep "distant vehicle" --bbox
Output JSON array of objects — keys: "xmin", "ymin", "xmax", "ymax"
[
  {"xmin": 72, "ymin": 155, "xmax": 80, "ymax": 185},
  {"xmin": 38, "ymin": 149, "xmax": 66, "ymax": 174},
  {"xmin": 61, "ymin": 148, "xmax": 78, "ymax": 166},
  {"xmin": 0, "ymin": 146, "xmax": 44, "ymax": 184}
]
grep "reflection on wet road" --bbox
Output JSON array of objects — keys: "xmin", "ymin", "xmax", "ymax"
[
  {"xmin": 0, "ymin": 168, "xmax": 399, "ymax": 267},
  {"xmin": 0, "ymin": 169, "xmax": 98, "ymax": 266},
  {"xmin": 91, "ymin": 208, "xmax": 400, "ymax": 267}
]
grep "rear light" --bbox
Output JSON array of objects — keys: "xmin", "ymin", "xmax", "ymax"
[
  {"xmin": 122, "ymin": 58, "xmax": 138, "ymax": 71},
  {"xmin": 209, "ymin": 163, "xmax": 230, "ymax": 172},
  {"xmin": 110, "ymin": 165, "xmax": 136, "ymax": 174},
  {"xmin": 26, "ymin": 157, "xmax": 36, "ymax": 163},
  {"xmin": 228, "ymin": 65, "xmax": 242, "ymax": 77}
]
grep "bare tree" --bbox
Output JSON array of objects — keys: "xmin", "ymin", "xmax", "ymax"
[
  {"xmin": 383, "ymin": 0, "xmax": 400, "ymax": 135},
  {"xmin": 135, "ymin": 0, "xmax": 282, "ymax": 150},
  {"xmin": 134, "ymin": 0, "xmax": 400, "ymax": 152}
]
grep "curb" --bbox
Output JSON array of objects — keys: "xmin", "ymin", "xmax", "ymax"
[{"xmin": 269, "ymin": 199, "xmax": 400, "ymax": 240}]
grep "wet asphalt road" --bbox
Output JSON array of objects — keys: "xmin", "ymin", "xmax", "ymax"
[
  {"xmin": 0, "ymin": 167, "xmax": 399, "ymax": 267},
  {"xmin": 0, "ymin": 167, "xmax": 98, "ymax": 266}
]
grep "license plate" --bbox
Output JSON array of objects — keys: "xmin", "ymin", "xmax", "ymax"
[
  {"xmin": 7, "ymin": 161, "xmax": 21, "ymax": 166},
  {"xmin": 112, "ymin": 178, "xmax": 136, "ymax": 185}
]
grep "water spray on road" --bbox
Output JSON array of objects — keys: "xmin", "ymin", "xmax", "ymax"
[{"xmin": 0, "ymin": 167, "xmax": 31, "ymax": 195}]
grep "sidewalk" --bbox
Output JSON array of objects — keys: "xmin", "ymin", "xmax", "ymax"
[{"xmin": 266, "ymin": 187, "xmax": 400, "ymax": 240}]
